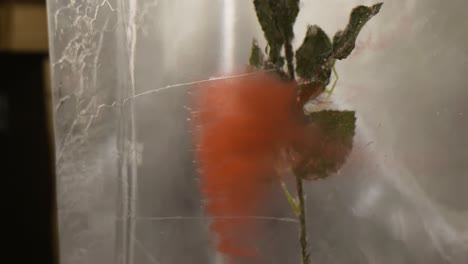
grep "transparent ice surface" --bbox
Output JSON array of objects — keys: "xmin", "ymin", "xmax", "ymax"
[{"xmin": 47, "ymin": 0, "xmax": 468, "ymax": 263}]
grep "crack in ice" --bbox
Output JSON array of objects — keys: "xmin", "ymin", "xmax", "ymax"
[
  {"xmin": 132, "ymin": 236, "xmax": 161, "ymax": 264},
  {"xmin": 134, "ymin": 215, "xmax": 299, "ymax": 224},
  {"xmin": 56, "ymin": 70, "xmax": 275, "ymax": 162},
  {"xmin": 78, "ymin": 70, "xmax": 276, "ymax": 135}
]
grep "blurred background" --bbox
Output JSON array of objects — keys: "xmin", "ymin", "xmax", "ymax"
[
  {"xmin": 0, "ymin": 0, "xmax": 57, "ymax": 263},
  {"xmin": 2, "ymin": 0, "xmax": 468, "ymax": 264}
]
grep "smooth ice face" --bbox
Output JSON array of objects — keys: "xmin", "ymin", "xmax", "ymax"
[{"xmin": 47, "ymin": 0, "xmax": 468, "ymax": 263}]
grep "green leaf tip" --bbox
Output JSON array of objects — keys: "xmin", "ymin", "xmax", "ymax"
[
  {"xmin": 295, "ymin": 25, "xmax": 333, "ymax": 81},
  {"xmin": 268, "ymin": 0, "xmax": 300, "ymax": 41},
  {"xmin": 332, "ymin": 2, "xmax": 384, "ymax": 60},
  {"xmin": 249, "ymin": 39, "xmax": 264, "ymax": 68},
  {"xmin": 253, "ymin": 0, "xmax": 300, "ymax": 68}
]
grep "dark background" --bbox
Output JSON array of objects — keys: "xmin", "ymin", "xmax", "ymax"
[
  {"xmin": 1, "ymin": 53, "xmax": 58, "ymax": 264},
  {"xmin": 1, "ymin": 0, "xmax": 58, "ymax": 263}
]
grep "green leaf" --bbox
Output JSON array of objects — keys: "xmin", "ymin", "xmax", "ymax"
[
  {"xmin": 299, "ymin": 110, "xmax": 356, "ymax": 180},
  {"xmin": 295, "ymin": 25, "xmax": 333, "ymax": 80},
  {"xmin": 281, "ymin": 181, "xmax": 300, "ymax": 217},
  {"xmin": 253, "ymin": 0, "xmax": 300, "ymax": 67},
  {"xmin": 249, "ymin": 39, "xmax": 264, "ymax": 68},
  {"xmin": 253, "ymin": 0, "xmax": 283, "ymax": 66},
  {"xmin": 268, "ymin": 0, "xmax": 300, "ymax": 41},
  {"xmin": 332, "ymin": 3, "xmax": 383, "ymax": 60},
  {"xmin": 308, "ymin": 110, "xmax": 356, "ymax": 140}
]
